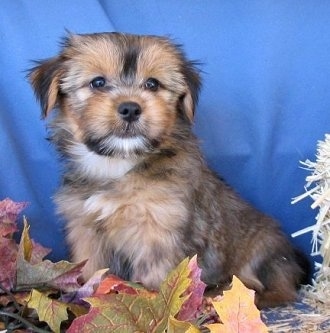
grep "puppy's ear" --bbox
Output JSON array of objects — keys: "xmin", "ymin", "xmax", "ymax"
[
  {"xmin": 28, "ymin": 56, "xmax": 63, "ymax": 118},
  {"xmin": 181, "ymin": 61, "xmax": 201, "ymax": 122}
]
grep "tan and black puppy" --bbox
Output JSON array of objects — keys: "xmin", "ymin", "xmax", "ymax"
[{"xmin": 29, "ymin": 32, "xmax": 308, "ymax": 308}]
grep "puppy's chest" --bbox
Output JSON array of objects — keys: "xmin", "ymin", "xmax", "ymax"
[{"xmin": 74, "ymin": 176, "xmax": 188, "ymax": 236}]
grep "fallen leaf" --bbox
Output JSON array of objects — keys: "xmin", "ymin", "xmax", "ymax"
[
  {"xmin": 0, "ymin": 220, "xmax": 18, "ymax": 238},
  {"xmin": 67, "ymin": 257, "xmax": 193, "ymax": 333},
  {"xmin": 67, "ymin": 303, "xmax": 89, "ymax": 318},
  {"xmin": 176, "ymin": 255, "xmax": 206, "ymax": 321},
  {"xmin": 27, "ymin": 289, "xmax": 69, "ymax": 333},
  {"xmin": 68, "ymin": 293, "xmax": 157, "ymax": 333},
  {"xmin": 0, "ymin": 237, "xmax": 18, "ymax": 290},
  {"xmin": 16, "ymin": 220, "xmax": 86, "ymax": 292},
  {"xmin": 30, "ymin": 239, "xmax": 51, "ymax": 264},
  {"xmin": 95, "ymin": 274, "xmax": 136, "ymax": 295},
  {"xmin": 0, "ymin": 294, "xmax": 15, "ymax": 307},
  {"xmin": 0, "ymin": 198, "xmax": 28, "ymax": 226},
  {"xmin": 0, "ymin": 199, "xmax": 27, "ymax": 290},
  {"xmin": 95, "ymin": 274, "xmax": 153, "ymax": 297},
  {"xmin": 206, "ymin": 323, "xmax": 225, "ymax": 333},
  {"xmin": 206, "ymin": 276, "xmax": 268, "ymax": 333},
  {"xmin": 62, "ymin": 268, "xmax": 109, "ymax": 305},
  {"xmin": 167, "ymin": 315, "xmax": 200, "ymax": 333}
]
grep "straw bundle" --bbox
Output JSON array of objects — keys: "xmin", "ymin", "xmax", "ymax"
[
  {"xmin": 261, "ymin": 138, "xmax": 330, "ymax": 332},
  {"xmin": 292, "ymin": 134, "xmax": 330, "ymax": 304}
]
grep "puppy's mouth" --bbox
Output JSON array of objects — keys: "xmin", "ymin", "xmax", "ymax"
[{"xmin": 84, "ymin": 133, "xmax": 159, "ymax": 157}]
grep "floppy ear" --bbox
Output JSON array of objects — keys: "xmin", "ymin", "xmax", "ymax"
[
  {"xmin": 181, "ymin": 61, "xmax": 201, "ymax": 122},
  {"xmin": 28, "ymin": 56, "xmax": 63, "ymax": 118}
]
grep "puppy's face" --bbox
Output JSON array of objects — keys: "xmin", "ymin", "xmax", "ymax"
[{"xmin": 29, "ymin": 33, "xmax": 200, "ymax": 157}]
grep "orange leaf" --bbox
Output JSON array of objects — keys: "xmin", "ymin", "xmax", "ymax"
[
  {"xmin": 95, "ymin": 274, "xmax": 138, "ymax": 295},
  {"xmin": 206, "ymin": 276, "xmax": 268, "ymax": 333},
  {"xmin": 95, "ymin": 274, "xmax": 157, "ymax": 298}
]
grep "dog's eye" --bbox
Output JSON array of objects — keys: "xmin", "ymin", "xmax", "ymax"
[
  {"xmin": 90, "ymin": 77, "xmax": 106, "ymax": 89},
  {"xmin": 144, "ymin": 78, "xmax": 160, "ymax": 92}
]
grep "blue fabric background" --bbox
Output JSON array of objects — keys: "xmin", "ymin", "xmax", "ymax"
[{"xmin": 1, "ymin": 1, "xmax": 329, "ymax": 264}]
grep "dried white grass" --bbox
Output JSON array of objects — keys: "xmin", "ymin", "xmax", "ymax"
[{"xmin": 291, "ymin": 134, "xmax": 330, "ymax": 305}]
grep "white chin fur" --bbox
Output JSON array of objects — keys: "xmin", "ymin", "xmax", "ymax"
[
  {"xmin": 100, "ymin": 136, "xmax": 148, "ymax": 156},
  {"xmin": 69, "ymin": 142, "xmax": 140, "ymax": 180}
]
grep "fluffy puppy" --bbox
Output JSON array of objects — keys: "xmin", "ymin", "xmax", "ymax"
[{"xmin": 29, "ymin": 32, "xmax": 307, "ymax": 308}]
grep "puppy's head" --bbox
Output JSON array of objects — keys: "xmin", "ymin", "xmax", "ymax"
[{"xmin": 29, "ymin": 32, "xmax": 201, "ymax": 157}]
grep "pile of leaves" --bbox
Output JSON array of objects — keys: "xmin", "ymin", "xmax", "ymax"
[{"xmin": 0, "ymin": 198, "xmax": 268, "ymax": 332}]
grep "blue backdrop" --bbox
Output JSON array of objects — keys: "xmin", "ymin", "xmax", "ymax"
[{"xmin": 1, "ymin": 1, "xmax": 329, "ymax": 264}]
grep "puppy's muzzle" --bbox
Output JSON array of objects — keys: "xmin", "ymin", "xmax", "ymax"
[{"xmin": 118, "ymin": 102, "xmax": 142, "ymax": 123}]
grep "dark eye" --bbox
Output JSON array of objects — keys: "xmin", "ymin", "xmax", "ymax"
[
  {"xmin": 90, "ymin": 76, "xmax": 106, "ymax": 89},
  {"xmin": 144, "ymin": 78, "xmax": 160, "ymax": 92}
]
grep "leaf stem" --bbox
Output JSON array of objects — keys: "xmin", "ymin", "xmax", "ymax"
[{"xmin": 0, "ymin": 310, "xmax": 51, "ymax": 333}]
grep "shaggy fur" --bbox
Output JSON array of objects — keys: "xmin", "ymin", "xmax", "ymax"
[{"xmin": 29, "ymin": 32, "xmax": 308, "ymax": 308}]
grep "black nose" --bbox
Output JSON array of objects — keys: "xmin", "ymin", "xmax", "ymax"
[{"xmin": 117, "ymin": 102, "xmax": 142, "ymax": 122}]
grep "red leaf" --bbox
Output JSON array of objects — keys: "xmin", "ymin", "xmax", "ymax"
[
  {"xmin": 0, "ymin": 198, "xmax": 28, "ymax": 226},
  {"xmin": 0, "ymin": 238, "xmax": 18, "ymax": 290},
  {"xmin": 0, "ymin": 200, "xmax": 28, "ymax": 290},
  {"xmin": 0, "ymin": 221, "xmax": 18, "ymax": 238},
  {"xmin": 176, "ymin": 255, "xmax": 206, "ymax": 321},
  {"xmin": 30, "ymin": 240, "xmax": 52, "ymax": 264},
  {"xmin": 95, "ymin": 275, "xmax": 140, "ymax": 296}
]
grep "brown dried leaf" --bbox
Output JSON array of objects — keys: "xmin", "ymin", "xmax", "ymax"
[{"xmin": 16, "ymin": 220, "xmax": 85, "ymax": 292}]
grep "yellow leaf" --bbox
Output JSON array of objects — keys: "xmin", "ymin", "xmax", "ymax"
[
  {"xmin": 159, "ymin": 257, "xmax": 192, "ymax": 317},
  {"xmin": 167, "ymin": 315, "xmax": 200, "ymax": 333},
  {"xmin": 206, "ymin": 276, "xmax": 268, "ymax": 333},
  {"xmin": 206, "ymin": 323, "xmax": 227, "ymax": 333},
  {"xmin": 68, "ymin": 303, "xmax": 89, "ymax": 317},
  {"xmin": 20, "ymin": 218, "xmax": 33, "ymax": 261},
  {"xmin": 27, "ymin": 289, "xmax": 69, "ymax": 333}
]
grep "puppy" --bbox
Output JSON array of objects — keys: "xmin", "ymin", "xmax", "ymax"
[{"xmin": 29, "ymin": 32, "xmax": 308, "ymax": 308}]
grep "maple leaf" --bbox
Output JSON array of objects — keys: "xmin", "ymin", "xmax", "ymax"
[
  {"xmin": 30, "ymin": 239, "xmax": 52, "ymax": 264},
  {"xmin": 206, "ymin": 276, "xmax": 268, "ymax": 333},
  {"xmin": 0, "ymin": 220, "xmax": 18, "ymax": 238},
  {"xmin": 0, "ymin": 238, "xmax": 18, "ymax": 291},
  {"xmin": 167, "ymin": 315, "xmax": 200, "ymax": 333},
  {"xmin": 0, "ymin": 198, "xmax": 28, "ymax": 227},
  {"xmin": 27, "ymin": 289, "xmax": 69, "ymax": 333},
  {"xmin": 67, "ymin": 257, "xmax": 194, "ymax": 333},
  {"xmin": 95, "ymin": 274, "xmax": 153, "ymax": 296},
  {"xmin": 16, "ymin": 220, "xmax": 86, "ymax": 292},
  {"xmin": 61, "ymin": 269, "xmax": 109, "ymax": 305},
  {"xmin": 0, "ymin": 198, "xmax": 27, "ymax": 291},
  {"xmin": 176, "ymin": 255, "xmax": 206, "ymax": 321},
  {"xmin": 95, "ymin": 274, "xmax": 137, "ymax": 295}
]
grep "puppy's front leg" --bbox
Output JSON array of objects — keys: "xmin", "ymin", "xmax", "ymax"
[
  {"xmin": 66, "ymin": 223, "xmax": 108, "ymax": 280},
  {"xmin": 131, "ymin": 253, "xmax": 179, "ymax": 290}
]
